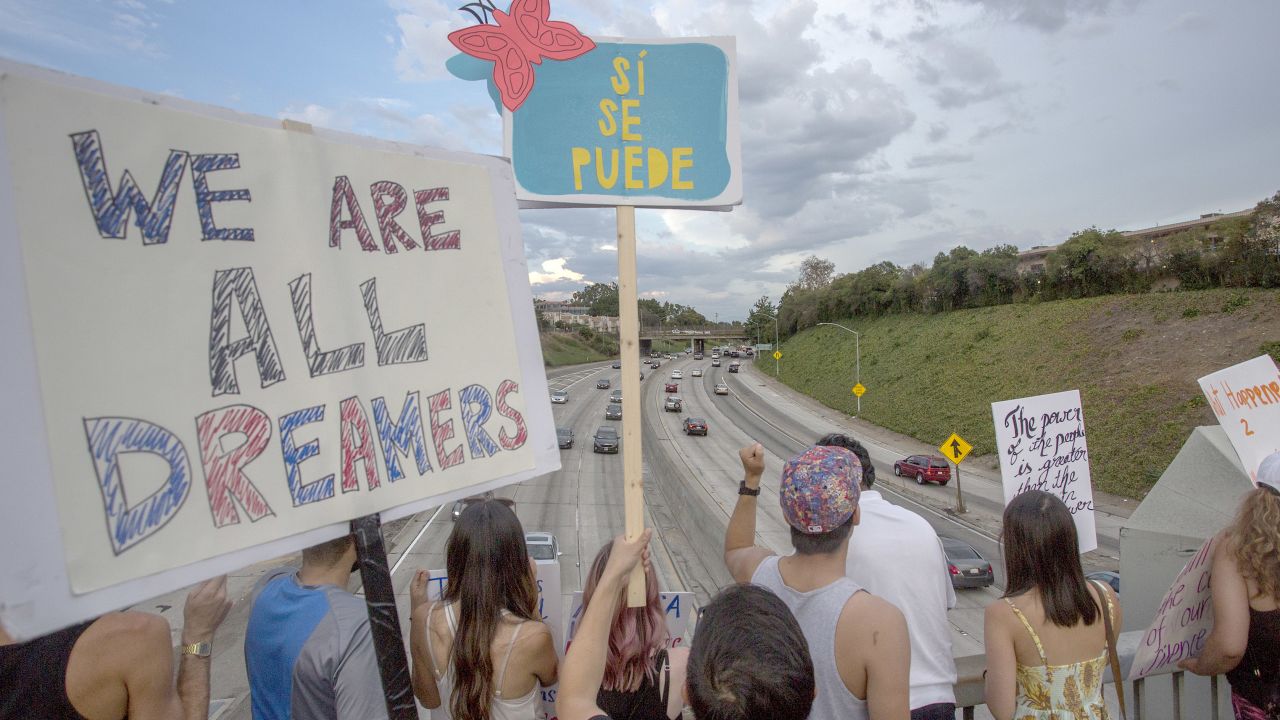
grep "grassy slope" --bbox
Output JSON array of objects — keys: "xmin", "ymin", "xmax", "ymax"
[
  {"xmin": 539, "ymin": 333, "xmax": 688, "ymax": 367},
  {"xmin": 758, "ymin": 288, "xmax": 1280, "ymax": 498}
]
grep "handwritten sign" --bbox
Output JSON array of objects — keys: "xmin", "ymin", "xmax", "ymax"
[
  {"xmin": 992, "ymin": 390, "xmax": 1098, "ymax": 553},
  {"xmin": 1130, "ymin": 537, "xmax": 1215, "ymax": 680},
  {"xmin": 0, "ymin": 61, "xmax": 558, "ymax": 639},
  {"xmin": 500, "ymin": 37, "xmax": 741, "ymax": 208},
  {"xmin": 564, "ymin": 590, "xmax": 695, "ymax": 652},
  {"xmin": 1199, "ymin": 355, "xmax": 1280, "ymax": 481}
]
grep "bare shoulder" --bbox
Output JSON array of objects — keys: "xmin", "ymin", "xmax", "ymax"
[
  {"xmin": 842, "ymin": 591, "xmax": 906, "ymax": 641},
  {"xmin": 86, "ymin": 612, "xmax": 170, "ymax": 654},
  {"xmin": 984, "ymin": 597, "xmax": 1015, "ymax": 625}
]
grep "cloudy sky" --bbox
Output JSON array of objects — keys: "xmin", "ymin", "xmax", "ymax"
[{"xmin": 2, "ymin": 0, "xmax": 1276, "ymax": 320}]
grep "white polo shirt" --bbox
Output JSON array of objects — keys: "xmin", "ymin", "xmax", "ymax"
[{"xmin": 846, "ymin": 490, "xmax": 958, "ymax": 709}]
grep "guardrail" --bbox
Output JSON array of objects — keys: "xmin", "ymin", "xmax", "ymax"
[{"xmin": 954, "ymin": 630, "xmax": 1228, "ymax": 718}]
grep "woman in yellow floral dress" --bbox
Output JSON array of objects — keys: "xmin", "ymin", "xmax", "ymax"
[{"xmin": 984, "ymin": 491, "xmax": 1122, "ymax": 720}]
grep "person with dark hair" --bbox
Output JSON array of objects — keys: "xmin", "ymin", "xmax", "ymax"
[
  {"xmin": 558, "ymin": 530, "xmax": 816, "ymax": 720},
  {"xmin": 0, "ymin": 577, "xmax": 231, "ymax": 720},
  {"xmin": 1181, "ymin": 452, "xmax": 1280, "ymax": 719},
  {"xmin": 817, "ymin": 433, "xmax": 958, "ymax": 720},
  {"xmin": 409, "ymin": 499, "xmax": 557, "ymax": 720},
  {"xmin": 244, "ymin": 534, "xmax": 388, "ymax": 720},
  {"xmin": 580, "ymin": 540, "xmax": 689, "ymax": 720},
  {"xmin": 984, "ymin": 490, "xmax": 1121, "ymax": 720},
  {"xmin": 724, "ymin": 442, "xmax": 910, "ymax": 720}
]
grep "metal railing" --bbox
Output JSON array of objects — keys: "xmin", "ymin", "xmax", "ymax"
[{"xmin": 954, "ymin": 630, "xmax": 1229, "ymax": 719}]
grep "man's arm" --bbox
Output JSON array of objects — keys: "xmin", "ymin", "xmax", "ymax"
[
  {"xmin": 1181, "ymin": 535, "xmax": 1247, "ymax": 676},
  {"xmin": 982, "ymin": 602, "xmax": 1017, "ymax": 720},
  {"xmin": 850, "ymin": 598, "xmax": 910, "ymax": 720},
  {"xmin": 724, "ymin": 443, "xmax": 775, "ymax": 583},
  {"xmin": 558, "ymin": 530, "xmax": 651, "ymax": 720}
]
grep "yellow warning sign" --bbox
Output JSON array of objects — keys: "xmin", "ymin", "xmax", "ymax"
[
  {"xmin": 852, "ymin": 383, "xmax": 866, "ymax": 397},
  {"xmin": 939, "ymin": 433, "xmax": 972, "ymax": 464},
  {"xmin": 773, "ymin": 350, "xmax": 782, "ymax": 360}
]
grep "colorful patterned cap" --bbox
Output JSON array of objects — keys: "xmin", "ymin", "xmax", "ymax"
[
  {"xmin": 1258, "ymin": 452, "xmax": 1280, "ymax": 494},
  {"xmin": 779, "ymin": 445, "xmax": 861, "ymax": 534}
]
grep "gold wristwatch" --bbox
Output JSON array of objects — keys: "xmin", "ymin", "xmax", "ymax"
[{"xmin": 180, "ymin": 641, "xmax": 212, "ymax": 658}]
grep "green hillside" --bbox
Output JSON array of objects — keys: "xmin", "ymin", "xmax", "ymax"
[{"xmin": 758, "ymin": 288, "xmax": 1280, "ymax": 498}]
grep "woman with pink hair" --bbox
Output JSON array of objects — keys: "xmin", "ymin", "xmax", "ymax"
[{"xmin": 580, "ymin": 540, "xmax": 689, "ymax": 720}]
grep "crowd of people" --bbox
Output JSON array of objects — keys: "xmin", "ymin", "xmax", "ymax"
[{"xmin": 3, "ymin": 439, "xmax": 1280, "ymax": 720}]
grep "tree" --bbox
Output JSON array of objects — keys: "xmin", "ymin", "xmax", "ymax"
[
  {"xmin": 794, "ymin": 255, "xmax": 836, "ymax": 291},
  {"xmin": 570, "ymin": 282, "xmax": 620, "ymax": 316},
  {"xmin": 746, "ymin": 295, "xmax": 777, "ymax": 343}
]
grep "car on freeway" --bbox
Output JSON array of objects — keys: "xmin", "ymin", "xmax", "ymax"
[
  {"xmin": 714, "ymin": 382, "xmax": 729, "ymax": 395},
  {"xmin": 525, "ymin": 531, "xmax": 561, "ymax": 561},
  {"xmin": 596, "ymin": 378, "xmax": 611, "ymax": 389},
  {"xmin": 550, "ymin": 389, "xmax": 568, "ymax": 404},
  {"xmin": 671, "ymin": 370, "xmax": 683, "ymax": 380},
  {"xmin": 728, "ymin": 362, "xmax": 740, "ymax": 373},
  {"xmin": 652, "ymin": 361, "xmax": 661, "ymax": 368},
  {"xmin": 451, "ymin": 493, "xmax": 515, "ymax": 521},
  {"xmin": 612, "ymin": 361, "xmax": 621, "ymax": 369},
  {"xmin": 610, "ymin": 389, "xmax": 622, "ymax": 404},
  {"xmin": 664, "ymin": 396, "xmax": 683, "ymax": 412},
  {"xmin": 694, "ymin": 353, "xmax": 703, "ymax": 360},
  {"xmin": 691, "ymin": 368, "xmax": 703, "ymax": 377},
  {"xmin": 711, "ymin": 359, "xmax": 721, "ymax": 367},
  {"xmin": 605, "ymin": 403, "xmax": 622, "ymax": 420},
  {"xmin": 593, "ymin": 426, "xmax": 620, "ymax": 453},
  {"xmin": 894, "ymin": 455, "xmax": 951, "ymax": 485},
  {"xmin": 682, "ymin": 417, "xmax": 708, "ymax": 436},
  {"xmin": 556, "ymin": 426, "xmax": 574, "ymax": 448},
  {"xmin": 665, "ymin": 382, "xmax": 678, "ymax": 393},
  {"xmin": 941, "ymin": 536, "xmax": 994, "ymax": 589},
  {"xmin": 1086, "ymin": 571, "xmax": 1121, "ymax": 593}
]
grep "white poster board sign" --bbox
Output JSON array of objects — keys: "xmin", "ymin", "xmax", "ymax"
[
  {"xmin": 565, "ymin": 590, "xmax": 696, "ymax": 651},
  {"xmin": 1129, "ymin": 537, "xmax": 1215, "ymax": 680},
  {"xmin": 1199, "ymin": 354, "xmax": 1280, "ymax": 481},
  {"xmin": 992, "ymin": 389, "xmax": 1098, "ymax": 553},
  {"xmin": 0, "ymin": 61, "xmax": 558, "ymax": 639}
]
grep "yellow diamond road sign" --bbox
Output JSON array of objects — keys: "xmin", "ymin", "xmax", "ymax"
[
  {"xmin": 939, "ymin": 433, "xmax": 972, "ymax": 464},
  {"xmin": 852, "ymin": 383, "xmax": 866, "ymax": 397},
  {"xmin": 773, "ymin": 350, "xmax": 782, "ymax": 360}
]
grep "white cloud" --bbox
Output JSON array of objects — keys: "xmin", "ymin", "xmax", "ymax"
[
  {"xmin": 529, "ymin": 258, "xmax": 586, "ymax": 285},
  {"xmin": 391, "ymin": 0, "xmax": 468, "ymax": 82}
]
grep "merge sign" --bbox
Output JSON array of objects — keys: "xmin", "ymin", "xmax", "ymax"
[
  {"xmin": 504, "ymin": 37, "xmax": 742, "ymax": 209},
  {"xmin": 939, "ymin": 433, "xmax": 972, "ymax": 464}
]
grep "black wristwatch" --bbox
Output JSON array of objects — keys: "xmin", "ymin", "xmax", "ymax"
[{"xmin": 738, "ymin": 482, "xmax": 760, "ymax": 496}]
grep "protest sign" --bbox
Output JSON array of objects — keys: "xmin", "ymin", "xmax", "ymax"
[
  {"xmin": 992, "ymin": 390, "xmax": 1098, "ymax": 553},
  {"xmin": 0, "ymin": 60, "xmax": 558, "ymax": 639},
  {"xmin": 1199, "ymin": 354, "xmax": 1280, "ymax": 481},
  {"xmin": 565, "ymin": 590, "xmax": 696, "ymax": 652},
  {"xmin": 1130, "ymin": 537, "xmax": 1215, "ymax": 680}
]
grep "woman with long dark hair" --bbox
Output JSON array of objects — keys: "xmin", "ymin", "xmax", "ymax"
[
  {"xmin": 1181, "ymin": 453, "xmax": 1280, "ymax": 719},
  {"xmin": 579, "ymin": 540, "xmax": 689, "ymax": 720},
  {"xmin": 409, "ymin": 499, "xmax": 558, "ymax": 720},
  {"xmin": 984, "ymin": 490, "xmax": 1121, "ymax": 720}
]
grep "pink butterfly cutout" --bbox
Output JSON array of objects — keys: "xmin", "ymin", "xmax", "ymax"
[{"xmin": 448, "ymin": 0, "xmax": 596, "ymax": 112}]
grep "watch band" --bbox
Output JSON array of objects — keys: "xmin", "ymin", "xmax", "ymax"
[
  {"xmin": 180, "ymin": 641, "xmax": 212, "ymax": 658},
  {"xmin": 738, "ymin": 482, "xmax": 760, "ymax": 496}
]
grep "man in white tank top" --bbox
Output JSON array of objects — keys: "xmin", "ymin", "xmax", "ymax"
[{"xmin": 724, "ymin": 443, "xmax": 912, "ymax": 720}]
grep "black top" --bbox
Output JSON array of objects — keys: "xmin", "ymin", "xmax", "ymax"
[
  {"xmin": 1227, "ymin": 606, "xmax": 1280, "ymax": 716},
  {"xmin": 595, "ymin": 649, "xmax": 673, "ymax": 720},
  {"xmin": 0, "ymin": 621, "xmax": 94, "ymax": 720}
]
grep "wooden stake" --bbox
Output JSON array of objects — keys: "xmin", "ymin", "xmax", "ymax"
[{"xmin": 616, "ymin": 205, "xmax": 646, "ymax": 608}]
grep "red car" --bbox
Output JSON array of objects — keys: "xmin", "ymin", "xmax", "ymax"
[
  {"xmin": 682, "ymin": 417, "xmax": 708, "ymax": 436},
  {"xmin": 894, "ymin": 455, "xmax": 951, "ymax": 485},
  {"xmin": 665, "ymin": 382, "xmax": 679, "ymax": 393}
]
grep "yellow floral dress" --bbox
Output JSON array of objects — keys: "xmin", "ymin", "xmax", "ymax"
[{"xmin": 1005, "ymin": 590, "xmax": 1114, "ymax": 720}]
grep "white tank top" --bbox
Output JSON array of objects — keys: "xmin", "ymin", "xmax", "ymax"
[
  {"xmin": 426, "ymin": 603, "xmax": 543, "ymax": 720},
  {"xmin": 751, "ymin": 555, "xmax": 870, "ymax": 720}
]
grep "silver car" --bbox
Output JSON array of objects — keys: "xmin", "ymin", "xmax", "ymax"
[
  {"xmin": 525, "ymin": 531, "xmax": 561, "ymax": 561},
  {"xmin": 550, "ymin": 389, "xmax": 568, "ymax": 404}
]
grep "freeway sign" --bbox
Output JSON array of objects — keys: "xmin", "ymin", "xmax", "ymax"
[
  {"xmin": 852, "ymin": 383, "xmax": 866, "ymax": 397},
  {"xmin": 773, "ymin": 350, "xmax": 782, "ymax": 360},
  {"xmin": 939, "ymin": 433, "xmax": 973, "ymax": 464}
]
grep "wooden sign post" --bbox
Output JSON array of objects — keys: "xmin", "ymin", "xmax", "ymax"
[{"xmin": 615, "ymin": 206, "xmax": 647, "ymax": 606}]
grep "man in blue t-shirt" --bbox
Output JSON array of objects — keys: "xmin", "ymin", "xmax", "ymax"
[{"xmin": 245, "ymin": 534, "xmax": 388, "ymax": 720}]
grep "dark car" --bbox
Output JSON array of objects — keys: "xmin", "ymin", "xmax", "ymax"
[
  {"xmin": 605, "ymin": 403, "xmax": 622, "ymax": 420},
  {"xmin": 652, "ymin": 361, "xmax": 661, "ymax": 368},
  {"xmin": 941, "ymin": 536, "xmax": 994, "ymax": 589},
  {"xmin": 728, "ymin": 362, "xmax": 740, "ymax": 373},
  {"xmin": 1087, "ymin": 571, "xmax": 1120, "ymax": 593},
  {"xmin": 596, "ymin": 378, "xmax": 611, "ymax": 389},
  {"xmin": 682, "ymin": 417, "xmax": 708, "ymax": 436},
  {"xmin": 609, "ymin": 389, "xmax": 622, "ymax": 404},
  {"xmin": 593, "ymin": 426, "xmax": 620, "ymax": 453},
  {"xmin": 612, "ymin": 361, "xmax": 621, "ymax": 369},
  {"xmin": 894, "ymin": 455, "xmax": 951, "ymax": 485},
  {"xmin": 451, "ymin": 493, "xmax": 515, "ymax": 521},
  {"xmin": 665, "ymin": 382, "xmax": 678, "ymax": 393},
  {"xmin": 694, "ymin": 353, "xmax": 703, "ymax": 360},
  {"xmin": 556, "ymin": 426, "xmax": 574, "ymax": 448},
  {"xmin": 664, "ymin": 396, "xmax": 682, "ymax": 412}
]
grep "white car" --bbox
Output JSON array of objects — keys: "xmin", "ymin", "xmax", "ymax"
[
  {"xmin": 714, "ymin": 383, "xmax": 729, "ymax": 395},
  {"xmin": 691, "ymin": 368, "xmax": 703, "ymax": 377},
  {"xmin": 671, "ymin": 370, "xmax": 683, "ymax": 380},
  {"xmin": 550, "ymin": 389, "xmax": 568, "ymax": 404},
  {"xmin": 525, "ymin": 531, "xmax": 561, "ymax": 561}
]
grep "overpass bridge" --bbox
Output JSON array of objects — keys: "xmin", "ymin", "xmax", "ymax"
[{"xmin": 637, "ymin": 327, "xmax": 757, "ymax": 355}]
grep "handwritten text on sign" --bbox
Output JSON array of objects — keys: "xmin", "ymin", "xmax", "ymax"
[
  {"xmin": 1199, "ymin": 354, "xmax": 1280, "ymax": 480},
  {"xmin": 992, "ymin": 390, "xmax": 1098, "ymax": 553},
  {"xmin": 1130, "ymin": 537, "xmax": 1215, "ymax": 680},
  {"xmin": 3, "ymin": 72, "xmax": 539, "ymax": 593}
]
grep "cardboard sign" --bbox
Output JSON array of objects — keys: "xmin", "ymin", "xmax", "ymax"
[
  {"xmin": 992, "ymin": 390, "xmax": 1098, "ymax": 553},
  {"xmin": 500, "ymin": 37, "xmax": 741, "ymax": 209},
  {"xmin": 1130, "ymin": 537, "xmax": 1215, "ymax": 680},
  {"xmin": 1199, "ymin": 355, "xmax": 1280, "ymax": 481},
  {"xmin": 564, "ymin": 590, "xmax": 696, "ymax": 652},
  {"xmin": 0, "ymin": 61, "xmax": 558, "ymax": 639}
]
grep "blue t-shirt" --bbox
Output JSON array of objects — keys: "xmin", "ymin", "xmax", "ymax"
[{"xmin": 244, "ymin": 568, "xmax": 389, "ymax": 720}]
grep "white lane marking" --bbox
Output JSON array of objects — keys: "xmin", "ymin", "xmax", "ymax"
[{"xmin": 389, "ymin": 504, "xmax": 446, "ymax": 576}]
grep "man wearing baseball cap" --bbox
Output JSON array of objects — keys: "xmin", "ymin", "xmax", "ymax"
[{"xmin": 724, "ymin": 442, "xmax": 910, "ymax": 720}]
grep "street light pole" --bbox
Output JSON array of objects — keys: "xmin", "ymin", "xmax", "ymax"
[
  {"xmin": 773, "ymin": 315, "xmax": 779, "ymax": 377},
  {"xmin": 816, "ymin": 322, "xmax": 861, "ymax": 416}
]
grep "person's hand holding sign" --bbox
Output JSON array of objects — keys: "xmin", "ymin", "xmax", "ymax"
[{"xmin": 409, "ymin": 569, "xmax": 433, "ymax": 612}]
